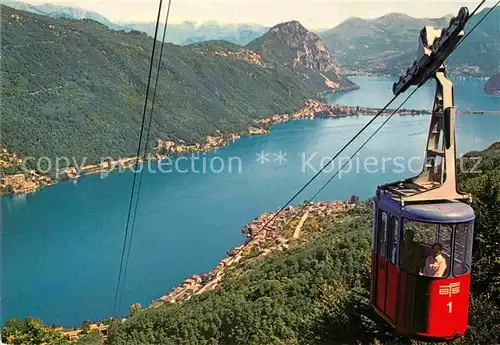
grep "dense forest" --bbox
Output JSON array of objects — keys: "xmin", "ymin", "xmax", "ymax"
[
  {"xmin": 4, "ymin": 142, "xmax": 499, "ymax": 344},
  {"xmin": 1, "ymin": 5, "xmax": 354, "ymax": 173}
]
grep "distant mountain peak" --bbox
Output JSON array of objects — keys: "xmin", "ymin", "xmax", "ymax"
[
  {"xmin": 378, "ymin": 12, "xmax": 413, "ymax": 20},
  {"xmin": 268, "ymin": 20, "xmax": 309, "ymax": 36},
  {"xmin": 247, "ymin": 20, "xmax": 357, "ymax": 91},
  {"xmin": 249, "ymin": 20, "xmax": 338, "ymax": 72},
  {"xmin": 271, "ymin": 20, "xmax": 303, "ymax": 28},
  {"xmin": 319, "ymin": 7, "xmax": 499, "ymax": 77}
]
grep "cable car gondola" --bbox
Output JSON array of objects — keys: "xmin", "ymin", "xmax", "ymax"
[{"xmin": 370, "ymin": 6, "xmax": 476, "ymax": 341}]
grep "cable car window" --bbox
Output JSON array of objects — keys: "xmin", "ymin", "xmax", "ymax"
[
  {"xmin": 436, "ymin": 224, "xmax": 453, "ymax": 277},
  {"xmin": 378, "ymin": 211, "xmax": 388, "ymax": 258},
  {"xmin": 453, "ymin": 221, "xmax": 474, "ymax": 276},
  {"xmin": 406, "ymin": 221, "xmax": 435, "ymax": 244},
  {"xmin": 401, "ymin": 219, "xmax": 451, "ymax": 278},
  {"xmin": 436, "ymin": 224, "xmax": 452, "ymax": 255},
  {"xmin": 389, "ymin": 217, "xmax": 399, "ymax": 264}
]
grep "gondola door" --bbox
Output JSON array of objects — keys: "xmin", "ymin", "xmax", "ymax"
[
  {"xmin": 385, "ymin": 216, "xmax": 399, "ymax": 321},
  {"xmin": 376, "ymin": 211, "xmax": 389, "ymax": 311}
]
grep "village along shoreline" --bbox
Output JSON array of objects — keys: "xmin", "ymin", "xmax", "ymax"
[{"xmin": 0, "ymin": 100, "xmax": 433, "ymax": 196}]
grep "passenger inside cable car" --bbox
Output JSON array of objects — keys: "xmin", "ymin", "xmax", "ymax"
[
  {"xmin": 422, "ymin": 242, "xmax": 447, "ymax": 277},
  {"xmin": 399, "ymin": 221, "xmax": 454, "ymax": 278},
  {"xmin": 399, "ymin": 220, "xmax": 473, "ymax": 279}
]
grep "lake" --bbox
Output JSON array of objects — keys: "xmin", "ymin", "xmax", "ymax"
[{"xmin": 2, "ymin": 77, "xmax": 499, "ymax": 327}]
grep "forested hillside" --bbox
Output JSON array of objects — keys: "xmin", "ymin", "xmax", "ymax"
[
  {"xmin": 458, "ymin": 142, "xmax": 500, "ymax": 298},
  {"xmin": 320, "ymin": 13, "xmax": 448, "ymax": 76},
  {"xmin": 320, "ymin": 7, "xmax": 500, "ymax": 76},
  {"xmin": 1, "ymin": 5, "xmax": 354, "ymax": 171}
]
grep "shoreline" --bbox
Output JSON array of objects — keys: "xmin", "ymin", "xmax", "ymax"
[
  {"xmin": 147, "ymin": 200, "xmax": 355, "ymax": 306},
  {"xmin": 41, "ymin": 200, "xmax": 356, "ymax": 343},
  {"xmin": 1, "ymin": 99, "xmax": 496, "ymax": 196}
]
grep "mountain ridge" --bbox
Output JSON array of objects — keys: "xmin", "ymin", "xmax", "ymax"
[
  {"xmin": 5, "ymin": 143, "xmax": 498, "ymax": 344},
  {"xmin": 247, "ymin": 20, "xmax": 357, "ymax": 91},
  {"xmin": 319, "ymin": 6, "xmax": 500, "ymax": 76},
  {"xmin": 5, "ymin": 1, "xmax": 498, "ymax": 74},
  {"xmin": 0, "ymin": 5, "xmax": 355, "ymax": 171}
]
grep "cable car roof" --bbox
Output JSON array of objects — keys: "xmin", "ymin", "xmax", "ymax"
[
  {"xmin": 377, "ymin": 192, "xmax": 475, "ymax": 223},
  {"xmin": 403, "ymin": 202, "xmax": 475, "ymax": 223}
]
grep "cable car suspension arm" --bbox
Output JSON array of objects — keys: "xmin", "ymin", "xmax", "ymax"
[{"xmin": 380, "ymin": 3, "xmax": 498, "ymax": 205}]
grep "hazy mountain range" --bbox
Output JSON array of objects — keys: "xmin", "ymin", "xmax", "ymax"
[
  {"xmin": 5, "ymin": 1, "xmax": 499, "ymax": 76},
  {"xmin": 3, "ymin": 0, "xmax": 269, "ymax": 45},
  {"xmin": 3, "ymin": 0, "xmax": 126, "ymax": 30},
  {"xmin": 320, "ymin": 9, "xmax": 500, "ymax": 76},
  {"xmin": 120, "ymin": 20, "xmax": 270, "ymax": 46}
]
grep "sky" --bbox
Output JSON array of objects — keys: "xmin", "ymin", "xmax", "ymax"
[{"xmin": 21, "ymin": 0, "xmax": 495, "ymax": 28}]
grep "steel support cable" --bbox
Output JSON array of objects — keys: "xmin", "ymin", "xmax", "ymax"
[
  {"xmin": 218, "ymin": 0, "xmax": 497, "ymax": 268},
  {"xmin": 269, "ymin": 0, "xmax": 498, "ymax": 238},
  {"xmin": 468, "ymin": 0, "xmax": 488, "ymax": 19},
  {"xmin": 263, "ymin": 0, "xmax": 499, "ymax": 247},
  {"xmin": 310, "ymin": 91, "xmax": 419, "ymax": 202},
  {"xmin": 116, "ymin": 0, "xmax": 173, "ymax": 312},
  {"xmin": 113, "ymin": 0, "xmax": 497, "ymax": 323},
  {"xmin": 148, "ymin": 89, "xmax": 420, "ymax": 321},
  {"xmin": 224, "ymin": 94, "xmax": 400, "ymax": 259},
  {"xmin": 245, "ymin": 88, "xmax": 421, "ymax": 260},
  {"xmin": 112, "ymin": 0, "xmax": 165, "ymax": 318},
  {"xmin": 456, "ymin": 0, "xmax": 500, "ymax": 53}
]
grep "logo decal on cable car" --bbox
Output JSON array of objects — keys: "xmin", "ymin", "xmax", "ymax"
[{"xmin": 439, "ymin": 282, "xmax": 460, "ymax": 297}]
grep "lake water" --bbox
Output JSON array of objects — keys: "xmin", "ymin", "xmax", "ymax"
[{"xmin": 2, "ymin": 77, "xmax": 499, "ymax": 327}]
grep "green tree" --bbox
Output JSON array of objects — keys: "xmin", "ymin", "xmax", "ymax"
[
  {"xmin": 76, "ymin": 330, "xmax": 102, "ymax": 345},
  {"xmin": 81, "ymin": 320, "xmax": 92, "ymax": 334},
  {"xmin": 129, "ymin": 303, "xmax": 142, "ymax": 316},
  {"xmin": 2, "ymin": 317, "xmax": 69, "ymax": 345}
]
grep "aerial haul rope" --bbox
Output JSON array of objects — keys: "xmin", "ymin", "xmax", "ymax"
[
  {"xmin": 112, "ymin": 0, "xmax": 172, "ymax": 318},
  {"xmin": 227, "ymin": 0, "xmax": 498, "ymax": 264},
  {"xmin": 112, "ymin": 0, "xmax": 498, "ymax": 319}
]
